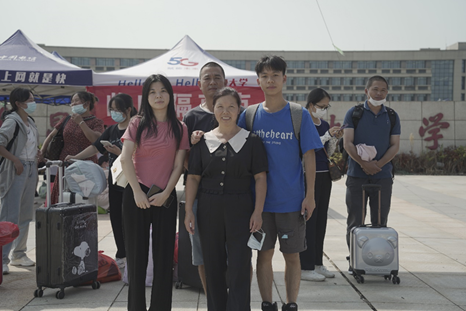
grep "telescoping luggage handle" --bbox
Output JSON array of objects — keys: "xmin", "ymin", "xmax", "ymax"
[
  {"xmin": 361, "ymin": 184, "xmax": 382, "ymax": 226},
  {"xmin": 45, "ymin": 160, "xmax": 64, "ymax": 208}
]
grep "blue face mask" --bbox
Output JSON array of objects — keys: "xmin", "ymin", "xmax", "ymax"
[
  {"xmin": 111, "ymin": 110, "xmax": 126, "ymax": 123},
  {"xmin": 24, "ymin": 101, "xmax": 37, "ymax": 114},
  {"xmin": 71, "ymin": 104, "xmax": 87, "ymax": 115}
]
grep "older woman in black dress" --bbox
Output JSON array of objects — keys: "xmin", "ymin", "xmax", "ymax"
[{"xmin": 185, "ymin": 87, "xmax": 268, "ymax": 311}]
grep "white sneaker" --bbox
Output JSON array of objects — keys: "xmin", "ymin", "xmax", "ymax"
[
  {"xmin": 115, "ymin": 257, "xmax": 126, "ymax": 269},
  {"xmin": 10, "ymin": 256, "xmax": 35, "ymax": 267},
  {"xmin": 301, "ymin": 270, "xmax": 325, "ymax": 282},
  {"xmin": 2, "ymin": 264, "xmax": 9, "ymax": 275},
  {"xmin": 315, "ymin": 265, "xmax": 335, "ymax": 278}
]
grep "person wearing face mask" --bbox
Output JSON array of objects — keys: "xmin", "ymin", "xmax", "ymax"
[
  {"xmin": 342, "ymin": 76, "xmax": 401, "ymax": 271},
  {"xmin": 0, "ymin": 88, "xmax": 42, "ymax": 274},
  {"xmin": 299, "ymin": 88, "xmax": 342, "ymax": 282},
  {"xmin": 65, "ymin": 94, "xmax": 137, "ymax": 269},
  {"xmin": 41, "ymin": 91, "xmax": 104, "ymax": 204}
]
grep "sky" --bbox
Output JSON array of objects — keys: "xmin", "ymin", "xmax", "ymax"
[{"xmin": 1, "ymin": 0, "xmax": 466, "ymax": 52}]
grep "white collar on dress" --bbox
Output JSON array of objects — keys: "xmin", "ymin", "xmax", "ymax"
[{"xmin": 204, "ymin": 128, "xmax": 250, "ymax": 154}]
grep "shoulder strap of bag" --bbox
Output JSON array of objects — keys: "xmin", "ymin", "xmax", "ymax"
[
  {"xmin": 0, "ymin": 121, "xmax": 20, "ymax": 166},
  {"xmin": 59, "ymin": 115, "xmax": 71, "ymax": 134},
  {"xmin": 289, "ymin": 102, "xmax": 302, "ymax": 142},
  {"xmin": 245, "ymin": 103, "xmax": 260, "ymax": 131}
]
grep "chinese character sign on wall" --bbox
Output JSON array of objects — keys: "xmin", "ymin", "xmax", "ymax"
[{"xmin": 419, "ymin": 113, "xmax": 450, "ymax": 150}]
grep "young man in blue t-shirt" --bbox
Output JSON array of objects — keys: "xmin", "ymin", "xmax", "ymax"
[
  {"xmin": 237, "ymin": 56, "xmax": 322, "ymax": 311},
  {"xmin": 342, "ymin": 76, "xmax": 401, "ymax": 270}
]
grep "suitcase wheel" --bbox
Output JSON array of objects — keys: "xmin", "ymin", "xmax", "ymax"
[
  {"xmin": 92, "ymin": 281, "xmax": 101, "ymax": 290},
  {"xmin": 34, "ymin": 288, "xmax": 44, "ymax": 298},
  {"xmin": 55, "ymin": 290, "xmax": 65, "ymax": 299},
  {"xmin": 392, "ymin": 276, "xmax": 400, "ymax": 285},
  {"xmin": 354, "ymin": 274, "xmax": 364, "ymax": 284},
  {"xmin": 175, "ymin": 281, "xmax": 182, "ymax": 289},
  {"xmin": 384, "ymin": 275, "xmax": 391, "ymax": 281}
]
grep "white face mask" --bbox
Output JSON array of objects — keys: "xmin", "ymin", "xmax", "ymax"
[
  {"xmin": 311, "ymin": 107, "xmax": 326, "ymax": 119},
  {"xmin": 368, "ymin": 97, "xmax": 386, "ymax": 107},
  {"xmin": 248, "ymin": 229, "xmax": 266, "ymax": 250}
]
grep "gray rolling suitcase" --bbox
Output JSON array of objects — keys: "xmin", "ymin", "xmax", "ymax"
[
  {"xmin": 34, "ymin": 161, "xmax": 100, "ymax": 299},
  {"xmin": 349, "ymin": 184, "xmax": 400, "ymax": 284}
]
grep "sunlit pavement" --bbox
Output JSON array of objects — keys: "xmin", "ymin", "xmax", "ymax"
[{"xmin": 1, "ymin": 175, "xmax": 465, "ymax": 311}]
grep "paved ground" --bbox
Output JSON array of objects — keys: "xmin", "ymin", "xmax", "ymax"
[{"xmin": 0, "ymin": 175, "xmax": 465, "ymax": 311}]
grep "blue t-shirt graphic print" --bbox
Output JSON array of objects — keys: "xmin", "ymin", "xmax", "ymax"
[{"xmin": 238, "ymin": 103, "xmax": 322, "ymax": 213}]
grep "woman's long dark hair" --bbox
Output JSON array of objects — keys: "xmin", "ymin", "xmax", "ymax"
[
  {"xmin": 135, "ymin": 74, "xmax": 183, "ymax": 149},
  {"xmin": 2, "ymin": 88, "xmax": 32, "ymax": 120}
]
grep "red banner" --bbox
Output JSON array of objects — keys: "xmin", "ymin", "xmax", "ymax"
[{"xmin": 86, "ymin": 85, "xmax": 264, "ymax": 125}]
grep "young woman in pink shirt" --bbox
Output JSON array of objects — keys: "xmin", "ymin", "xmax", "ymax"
[{"xmin": 120, "ymin": 74, "xmax": 189, "ymax": 311}]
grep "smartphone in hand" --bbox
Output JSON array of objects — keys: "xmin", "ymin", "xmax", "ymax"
[
  {"xmin": 340, "ymin": 124, "xmax": 349, "ymax": 130},
  {"xmin": 147, "ymin": 184, "xmax": 173, "ymax": 208},
  {"xmin": 100, "ymin": 140, "xmax": 113, "ymax": 147}
]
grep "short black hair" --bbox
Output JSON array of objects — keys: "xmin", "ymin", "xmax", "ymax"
[
  {"xmin": 306, "ymin": 88, "xmax": 331, "ymax": 110},
  {"xmin": 255, "ymin": 55, "xmax": 287, "ymax": 76},
  {"xmin": 366, "ymin": 75, "xmax": 389, "ymax": 89},
  {"xmin": 199, "ymin": 62, "xmax": 225, "ymax": 79}
]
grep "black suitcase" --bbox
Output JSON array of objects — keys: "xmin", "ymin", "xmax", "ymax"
[
  {"xmin": 175, "ymin": 201, "xmax": 203, "ymax": 289},
  {"xmin": 34, "ymin": 161, "xmax": 100, "ymax": 299}
]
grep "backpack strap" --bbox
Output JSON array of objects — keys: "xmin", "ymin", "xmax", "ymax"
[
  {"xmin": 289, "ymin": 102, "xmax": 303, "ymax": 141},
  {"xmin": 0, "ymin": 121, "xmax": 20, "ymax": 166},
  {"xmin": 352, "ymin": 103, "xmax": 365, "ymax": 130},
  {"xmin": 245, "ymin": 103, "xmax": 260, "ymax": 131},
  {"xmin": 386, "ymin": 106, "xmax": 396, "ymax": 134}
]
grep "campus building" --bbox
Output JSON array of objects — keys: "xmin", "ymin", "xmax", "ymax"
[{"xmin": 40, "ymin": 42, "xmax": 466, "ymax": 103}]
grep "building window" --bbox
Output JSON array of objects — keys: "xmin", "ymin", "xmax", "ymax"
[
  {"xmin": 354, "ymin": 77, "xmax": 366, "ymax": 86},
  {"xmin": 381, "ymin": 61, "xmax": 400, "ymax": 69},
  {"xmin": 284, "ymin": 94, "xmax": 294, "ymax": 101},
  {"xmin": 286, "ymin": 78, "xmax": 294, "ymax": 86},
  {"xmin": 431, "ymin": 60, "xmax": 454, "ymax": 101},
  {"xmin": 462, "ymin": 93, "xmax": 465, "ymax": 101},
  {"xmin": 71, "ymin": 57, "xmax": 90, "ymax": 66},
  {"xmin": 390, "ymin": 94, "xmax": 400, "ymax": 101},
  {"xmin": 418, "ymin": 77, "xmax": 427, "ymax": 85},
  {"xmin": 357, "ymin": 61, "xmax": 376, "ymax": 69},
  {"xmin": 307, "ymin": 77, "xmax": 318, "ymax": 85},
  {"xmin": 320, "ymin": 77, "xmax": 329, "ymax": 85},
  {"xmin": 223, "ymin": 60, "xmax": 246, "ymax": 69},
  {"xmin": 331, "ymin": 77, "xmax": 341, "ymax": 86},
  {"xmin": 288, "ymin": 61, "xmax": 305, "ymax": 69},
  {"xmin": 463, "ymin": 60, "xmax": 466, "ymax": 73},
  {"xmin": 355, "ymin": 94, "xmax": 365, "ymax": 102},
  {"xmin": 416, "ymin": 94, "xmax": 428, "ymax": 101},
  {"xmin": 390, "ymin": 77, "xmax": 401, "ymax": 86},
  {"xmin": 342, "ymin": 94, "xmax": 352, "ymax": 101},
  {"xmin": 333, "ymin": 61, "xmax": 352, "ymax": 69},
  {"xmin": 296, "ymin": 94, "xmax": 307, "ymax": 101},
  {"xmin": 404, "ymin": 77, "xmax": 414, "ymax": 86},
  {"xmin": 343, "ymin": 77, "xmax": 352, "ymax": 86},
  {"xmin": 462, "ymin": 76, "xmax": 465, "ymax": 90},
  {"xmin": 120, "ymin": 58, "xmax": 140, "ymax": 67},
  {"xmin": 295, "ymin": 77, "xmax": 306, "ymax": 86},
  {"xmin": 403, "ymin": 94, "xmax": 414, "ymax": 101},
  {"xmin": 406, "ymin": 60, "xmax": 426, "ymax": 69},
  {"xmin": 332, "ymin": 94, "xmax": 341, "ymax": 101},
  {"xmin": 96, "ymin": 58, "xmax": 115, "ymax": 66},
  {"xmin": 309, "ymin": 61, "xmax": 328, "ymax": 69}
]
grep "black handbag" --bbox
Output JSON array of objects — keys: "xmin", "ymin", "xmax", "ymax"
[
  {"xmin": 323, "ymin": 147, "xmax": 342, "ymax": 182},
  {"xmin": 45, "ymin": 116, "xmax": 70, "ymax": 160}
]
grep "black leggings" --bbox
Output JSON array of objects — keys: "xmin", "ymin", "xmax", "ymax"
[
  {"xmin": 108, "ymin": 173, "xmax": 125, "ymax": 259},
  {"xmin": 123, "ymin": 184, "xmax": 177, "ymax": 311},
  {"xmin": 300, "ymin": 171, "xmax": 332, "ymax": 270}
]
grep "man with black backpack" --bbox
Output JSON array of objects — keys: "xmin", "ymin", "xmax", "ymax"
[{"xmin": 342, "ymin": 76, "xmax": 401, "ymax": 258}]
